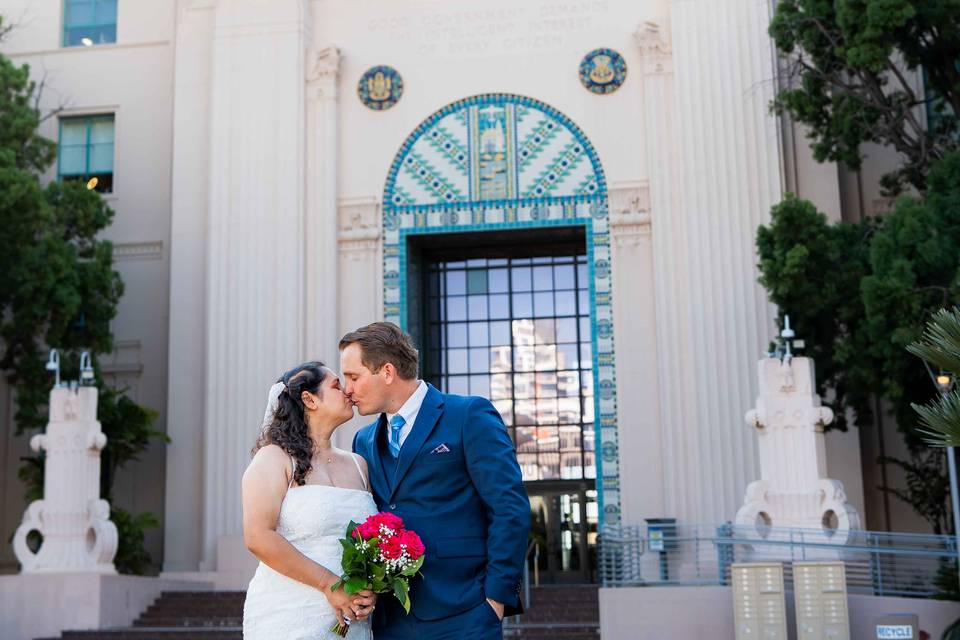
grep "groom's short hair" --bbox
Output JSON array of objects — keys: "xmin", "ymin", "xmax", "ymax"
[{"xmin": 339, "ymin": 322, "xmax": 419, "ymax": 380}]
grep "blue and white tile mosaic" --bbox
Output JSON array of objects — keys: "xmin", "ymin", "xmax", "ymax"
[
  {"xmin": 358, "ymin": 65, "xmax": 404, "ymax": 111},
  {"xmin": 579, "ymin": 48, "xmax": 627, "ymax": 95},
  {"xmin": 382, "ymin": 94, "xmax": 621, "ymax": 525}
]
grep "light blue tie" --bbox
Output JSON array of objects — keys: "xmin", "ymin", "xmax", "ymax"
[{"xmin": 388, "ymin": 415, "xmax": 405, "ymax": 458}]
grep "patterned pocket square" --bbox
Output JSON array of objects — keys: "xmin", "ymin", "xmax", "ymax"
[{"xmin": 430, "ymin": 443, "xmax": 451, "ymax": 454}]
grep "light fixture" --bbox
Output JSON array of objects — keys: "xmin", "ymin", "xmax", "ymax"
[
  {"xmin": 937, "ymin": 373, "xmax": 954, "ymax": 393},
  {"xmin": 81, "ymin": 37, "xmax": 93, "ymax": 46},
  {"xmin": 45, "ymin": 349, "xmax": 62, "ymax": 388},
  {"xmin": 86, "ymin": 177, "xmax": 98, "ymax": 190},
  {"xmin": 79, "ymin": 351, "xmax": 95, "ymax": 385}
]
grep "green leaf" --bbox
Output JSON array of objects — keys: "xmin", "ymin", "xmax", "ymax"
[
  {"xmin": 393, "ymin": 578, "xmax": 410, "ymax": 613},
  {"xmin": 346, "ymin": 520, "xmax": 359, "ymax": 538},
  {"xmin": 345, "ymin": 576, "xmax": 369, "ymax": 594}
]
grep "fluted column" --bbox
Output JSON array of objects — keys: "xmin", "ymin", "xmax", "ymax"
[
  {"xmin": 639, "ymin": 0, "xmax": 782, "ymax": 524},
  {"xmin": 202, "ymin": 0, "xmax": 307, "ymax": 569},
  {"xmin": 305, "ymin": 47, "xmax": 341, "ymax": 367}
]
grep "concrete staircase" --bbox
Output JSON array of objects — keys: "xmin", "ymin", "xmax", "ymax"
[{"xmin": 39, "ymin": 585, "xmax": 599, "ymax": 639}]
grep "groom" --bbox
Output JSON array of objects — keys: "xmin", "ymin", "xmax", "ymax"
[{"xmin": 341, "ymin": 322, "xmax": 529, "ymax": 639}]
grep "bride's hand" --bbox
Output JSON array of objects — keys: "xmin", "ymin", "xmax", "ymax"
[{"xmin": 322, "ymin": 584, "xmax": 368, "ymax": 627}]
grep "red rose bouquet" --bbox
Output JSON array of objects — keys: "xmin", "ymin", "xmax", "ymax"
[{"xmin": 330, "ymin": 512, "xmax": 425, "ymax": 637}]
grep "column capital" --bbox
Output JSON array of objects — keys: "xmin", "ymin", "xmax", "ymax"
[
  {"xmin": 307, "ymin": 46, "xmax": 342, "ymax": 98},
  {"xmin": 634, "ymin": 20, "xmax": 673, "ymax": 75}
]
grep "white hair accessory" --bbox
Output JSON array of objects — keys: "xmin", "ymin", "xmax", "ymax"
[{"xmin": 260, "ymin": 381, "xmax": 286, "ymax": 435}]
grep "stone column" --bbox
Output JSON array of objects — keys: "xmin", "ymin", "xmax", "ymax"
[
  {"xmin": 13, "ymin": 387, "xmax": 117, "ymax": 573},
  {"xmin": 639, "ymin": 0, "xmax": 783, "ymax": 524},
  {"xmin": 305, "ymin": 47, "xmax": 342, "ymax": 367},
  {"xmin": 608, "ymin": 184, "xmax": 665, "ymax": 523},
  {"xmin": 201, "ymin": 0, "xmax": 308, "ymax": 569}
]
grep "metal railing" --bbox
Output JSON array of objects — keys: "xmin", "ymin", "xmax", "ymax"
[{"xmin": 599, "ymin": 522, "xmax": 959, "ymax": 599}]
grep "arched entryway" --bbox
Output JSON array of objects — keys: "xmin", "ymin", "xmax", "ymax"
[{"xmin": 382, "ymin": 94, "xmax": 620, "ymax": 582}]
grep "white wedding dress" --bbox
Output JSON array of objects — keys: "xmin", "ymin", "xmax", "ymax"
[{"xmin": 243, "ymin": 455, "xmax": 378, "ymax": 639}]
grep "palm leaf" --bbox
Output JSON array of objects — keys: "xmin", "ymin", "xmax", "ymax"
[
  {"xmin": 912, "ymin": 390, "xmax": 960, "ymax": 447},
  {"xmin": 906, "ymin": 308, "xmax": 960, "ymax": 376}
]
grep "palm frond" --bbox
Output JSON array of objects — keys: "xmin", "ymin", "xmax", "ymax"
[
  {"xmin": 906, "ymin": 308, "xmax": 960, "ymax": 375},
  {"xmin": 912, "ymin": 389, "xmax": 960, "ymax": 447}
]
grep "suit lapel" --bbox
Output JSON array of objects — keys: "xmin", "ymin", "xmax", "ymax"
[
  {"xmin": 366, "ymin": 413, "xmax": 390, "ymax": 498},
  {"xmin": 389, "ymin": 384, "xmax": 444, "ymax": 501}
]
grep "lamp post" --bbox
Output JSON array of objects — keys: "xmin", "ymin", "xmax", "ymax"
[{"xmin": 925, "ymin": 363, "xmax": 960, "ymax": 587}]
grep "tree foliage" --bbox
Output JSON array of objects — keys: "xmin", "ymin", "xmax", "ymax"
[
  {"xmin": 756, "ymin": 153, "xmax": 960, "ymax": 532},
  {"xmin": 769, "ymin": 0, "xmax": 960, "ymax": 193},
  {"xmin": 0, "ymin": 17, "xmax": 167, "ymax": 574}
]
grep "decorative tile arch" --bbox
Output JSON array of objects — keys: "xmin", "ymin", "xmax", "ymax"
[{"xmin": 382, "ymin": 93, "xmax": 622, "ymax": 525}]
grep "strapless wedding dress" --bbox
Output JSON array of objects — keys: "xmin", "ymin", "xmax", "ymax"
[{"xmin": 243, "ymin": 483, "xmax": 378, "ymax": 639}]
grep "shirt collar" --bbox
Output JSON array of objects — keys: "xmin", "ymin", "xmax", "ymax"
[{"xmin": 387, "ymin": 380, "xmax": 427, "ymax": 426}]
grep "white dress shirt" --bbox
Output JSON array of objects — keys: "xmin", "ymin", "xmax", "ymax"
[{"xmin": 385, "ymin": 380, "xmax": 428, "ymax": 449}]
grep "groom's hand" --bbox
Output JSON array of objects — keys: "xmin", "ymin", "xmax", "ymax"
[{"xmin": 486, "ymin": 598, "xmax": 504, "ymax": 621}]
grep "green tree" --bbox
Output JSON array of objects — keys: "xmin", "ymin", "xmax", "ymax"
[
  {"xmin": 755, "ymin": 153, "xmax": 960, "ymax": 534},
  {"xmin": 769, "ymin": 0, "xmax": 960, "ymax": 194},
  {"xmin": 0, "ymin": 18, "xmax": 168, "ymax": 574}
]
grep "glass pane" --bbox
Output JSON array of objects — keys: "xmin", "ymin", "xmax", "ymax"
[
  {"xmin": 512, "ymin": 293, "xmax": 532, "ymax": 318},
  {"xmin": 534, "ymin": 344, "xmax": 557, "ymax": 371},
  {"xmin": 467, "ymin": 295, "xmax": 488, "ymax": 320},
  {"xmin": 584, "ymin": 451, "xmax": 596, "ymax": 479},
  {"xmin": 469, "ymin": 374, "xmax": 490, "ymax": 398},
  {"xmin": 582, "ymin": 397, "xmax": 595, "ymax": 423},
  {"xmin": 578, "ymin": 290, "xmax": 589, "ymax": 314},
  {"xmin": 515, "ymin": 426, "xmax": 537, "ymax": 453},
  {"xmin": 469, "ymin": 348, "xmax": 488, "ymax": 373},
  {"xmin": 447, "ymin": 296, "xmax": 466, "ymax": 321},
  {"xmin": 579, "ymin": 342, "xmax": 592, "ymax": 369},
  {"xmin": 532, "ymin": 266, "xmax": 553, "ymax": 291},
  {"xmin": 448, "ymin": 348, "xmax": 468, "ymax": 374},
  {"xmin": 533, "ymin": 291, "xmax": 554, "ymax": 317},
  {"xmin": 533, "ymin": 319, "xmax": 555, "ymax": 344},
  {"xmin": 94, "ymin": 0, "xmax": 118, "ymax": 24},
  {"xmin": 447, "ymin": 375, "xmax": 469, "ymax": 396},
  {"xmin": 513, "ymin": 345, "xmax": 535, "ymax": 372},
  {"xmin": 581, "ymin": 369, "xmax": 594, "ymax": 397},
  {"xmin": 489, "ymin": 294, "xmax": 509, "ymax": 319},
  {"xmin": 65, "ymin": 0, "xmax": 95, "ymax": 27},
  {"xmin": 512, "ymin": 319, "xmax": 535, "ymax": 345},
  {"xmin": 447, "ymin": 323, "xmax": 467, "ymax": 348},
  {"xmin": 515, "ymin": 399, "xmax": 536, "ymax": 425},
  {"xmin": 511, "ymin": 267, "xmax": 532, "ymax": 292},
  {"xmin": 88, "ymin": 143, "xmax": 113, "ymax": 173},
  {"xmin": 559, "ymin": 425, "xmax": 581, "ymax": 453},
  {"xmin": 467, "ymin": 270, "xmax": 487, "ymax": 294},
  {"xmin": 539, "ymin": 452, "xmax": 560, "ymax": 480},
  {"xmin": 558, "ymin": 398, "xmax": 580, "ymax": 423},
  {"xmin": 554, "ymin": 264, "xmax": 575, "ymax": 289},
  {"xmin": 489, "ymin": 268, "xmax": 509, "ymax": 293},
  {"xmin": 557, "ymin": 343, "xmax": 579, "ymax": 370},
  {"xmin": 490, "ymin": 346, "xmax": 511, "ymax": 372},
  {"xmin": 490, "ymin": 373, "xmax": 512, "ymax": 400},
  {"xmin": 577, "ymin": 262, "xmax": 590, "ymax": 289},
  {"xmin": 446, "ymin": 270, "xmax": 466, "ymax": 295},
  {"xmin": 89, "ymin": 117, "xmax": 114, "ymax": 143},
  {"xmin": 557, "ymin": 317, "xmax": 578, "ymax": 343},
  {"xmin": 490, "ymin": 321, "xmax": 511, "ymax": 346},
  {"xmin": 518, "ymin": 453, "xmax": 539, "ymax": 481},
  {"xmin": 58, "ymin": 145, "xmax": 87, "ymax": 175},
  {"xmin": 556, "ymin": 291, "xmax": 577, "ymax": 316},
  {"xmin": 537, "ymin": 399, "xmax": 558, "ymax": 424},
  {"xmin": 535, "ymin": 372, "xmax": 557, "ymax": 398},
  {"xmin": 561, "ymin": 452, "xmax": 583, "ymax": 479},
  {"xmin": 557, "ymin": 370, "xmax": 579, "ymax": 397},
  {"xmin": 537, "ymin": 426, "xmax": 559, "ymax": 451},
  {"xmin": 579, "ymin": 316, "xmax": 591, "ymax": 340},
  {"xmin": 513, "ymin": 373, "xmax": 535, "ymax": 399},
  {"xmin": 493, "ymin": 399, "xmax": 513, "ymax": 426},
  {"xmin": 60, "ymin": 120, "xmax": 88, "ymax": 145},
  {"xmin": 468, "ymin": 322, "xmax": 488, "ymax": 346}
]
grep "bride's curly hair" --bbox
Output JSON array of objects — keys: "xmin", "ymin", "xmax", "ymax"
[{"xmin": 253, "ymin": 361, "xmax": 327, "ymax": 487}]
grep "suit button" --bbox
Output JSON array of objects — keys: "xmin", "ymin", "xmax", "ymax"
[{"xmin": 390, "ymin": 504, "xmax": 397, "ymax": 510}]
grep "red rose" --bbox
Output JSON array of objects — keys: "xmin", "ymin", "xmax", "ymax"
[
  {"xmin": 367, "ymin": 512, "xmax": 405, "ymax": 535},
  {"xmin": 353, "ymin": 520, "xmax": 378, "ymax": 540},
  {"xmin": 379, "ymin": 535, "xmax": 404, "ymax": 560},
  {"xmin": 399, "ymin": 530, "xmax": 425, "ymax": 560}
]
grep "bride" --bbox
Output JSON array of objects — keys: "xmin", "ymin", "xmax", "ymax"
[{"xmin": 242, "ymin": 361, "xmax": 378, "ymax": 639}]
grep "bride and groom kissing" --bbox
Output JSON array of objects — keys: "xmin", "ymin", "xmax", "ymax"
[{"xmin": 242, "ymin": 322, "xmax": 530, "ymax": 639}]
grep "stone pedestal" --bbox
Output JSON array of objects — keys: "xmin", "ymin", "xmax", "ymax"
[
  {"xmin": 13, "ymin": 386, "xmax": 117, "ymax": 573},
  {"xmin": 735, "ymin": 357, "xmax": 861, "ymax": 551}
]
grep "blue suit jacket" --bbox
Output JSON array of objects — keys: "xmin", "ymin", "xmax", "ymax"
[{"xmin": 352, "ymin": 383, "xmax": 529, "ymax": 621}]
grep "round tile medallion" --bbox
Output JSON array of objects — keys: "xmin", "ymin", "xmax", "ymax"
[
  {"xmin": 358, "ymin": 65, "xmax": 403, "ymax": 111},
  {"xmin": 579, "ymin": 48, "xmax": 627, "ymax": 95}
]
